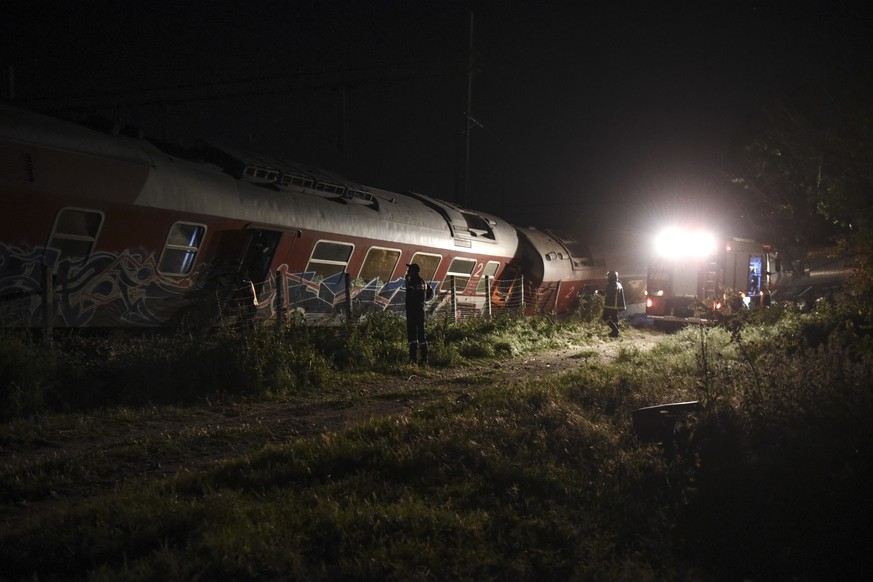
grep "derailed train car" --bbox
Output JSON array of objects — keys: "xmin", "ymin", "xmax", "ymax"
[{"xmin": 0, "ymin": 104, "xmax": 603, "ymax": 330}]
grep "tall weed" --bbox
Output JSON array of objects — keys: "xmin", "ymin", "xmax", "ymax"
[
  {"xmin": 0, "ymin": 332, "xmax": 51, "ymax": 419},
  {"xmin": 0, "ymin": 314, "xmax": 600, "ymax": 417},
  {"xmin": 673, "ymin": 300, "xmax": 873, "ymax": 579}
]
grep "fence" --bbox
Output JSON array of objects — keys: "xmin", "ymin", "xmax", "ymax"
[
  {"xmin": 24, "ymin": 264, "xmax": 581, "ymax": 337},
  {"xmin": 217, "ymin": 271, "xmax": 571, "ymax": 330}
]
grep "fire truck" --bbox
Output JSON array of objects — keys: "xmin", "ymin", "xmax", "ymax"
[{"xmin": 645, "ymin": 228, "xmax": 778, "ymax": 327}]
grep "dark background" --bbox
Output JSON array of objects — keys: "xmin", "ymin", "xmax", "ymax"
[{"xmin": 4, "ymin": 1, "xmax": 871, "ymax": 273}]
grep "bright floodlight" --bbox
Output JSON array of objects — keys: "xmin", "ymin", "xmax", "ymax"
[{"xmin": 654, "ymin": 228, "xmax": 716, "ymax": 258}]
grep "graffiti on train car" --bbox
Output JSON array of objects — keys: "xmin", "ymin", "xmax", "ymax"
[
  {"xmin": 0, "ymin": 243, "xmax": 203, "ymax": 327},
  {"xmin": 1, "ymin": 243, "xmax": 441, "ymax": 328},
  {"xmin": 0, "ymin": 245, "xmax": 45, "ymax": 322},
  {"xmin": 255, "ymin": 269, "xmax": 435, "ymax": 325}
]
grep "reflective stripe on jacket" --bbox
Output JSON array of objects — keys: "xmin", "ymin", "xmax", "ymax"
[{"xmin": 604, "ymin": 281, "xmax": 626, "ymax": 311}]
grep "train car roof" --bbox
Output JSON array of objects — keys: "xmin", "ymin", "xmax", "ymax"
[
  {"xmin": 1, "ymin": 103, "xmax": 518, "ymax": 257},
  {"xmin": 518, "ymin": 226, "xmax": 598, "ymax": 280},
  {"xmin": 0, "ymin": 103, "xmax": 155, "ymax": 167},
  {"xmin": 137, "ymin": 147, "xmax": 519, "ymax": 255}
]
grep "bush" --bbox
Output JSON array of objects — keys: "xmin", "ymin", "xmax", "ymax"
[
  {"xmin": 575, "ymin": 292, "xmax": 604, "ymax": 323},
  {"xmin": 332, "ymin": 310, "xmax": 407, "ymax": 370},
  {"xmin": 0, "ymin": 333, "xmax": 51, "ymax": 419},
  {"xmin": 673, "ymin": 302, "xmax": 873, "ymax": 580},
  {"xmin": 1, "ymin": 311, "xmax": 582, "ymax": 418},
  {"xmin": 0, "ymin": 327, "xmax": 339, "ymax": 415}
]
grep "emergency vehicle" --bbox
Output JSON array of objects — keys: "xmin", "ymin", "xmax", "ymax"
[{"xmin": 645, "ymin": 228, "xmax": 778, "ymax": 327}]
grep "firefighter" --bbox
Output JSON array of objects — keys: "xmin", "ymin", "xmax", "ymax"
[
  {"xmin": 404, "ymin": 263, "xmax": 433, "ymax": 364},
  {"xmin": 602, "ymin": 270, "xmax": 626, "ymax": 337}
]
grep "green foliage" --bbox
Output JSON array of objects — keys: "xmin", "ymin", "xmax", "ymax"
[
  {"xmin": 730, "ymin": 73, "xmax": 873, "ymax": 248},
  {"xmin": 730, "ymin": 72, "xmax": 873, "ymax": 316},
  {"xmin": 331, "ymin": 310, "xmax": 407, "ymax": 370},
  {"xmin": 668, "ymin": 300, "xmax": 873, "ymax": 580},
  {"xmin": 426, "ymin": 313, "xmax": 569, "ymax": 366},
  {"xmin": 574, "ymin": 292, "xmax": 605, "ymax": 324},
  {"xmin": 239, "ymin": 327, "xmax": 335, "ymax": 395},
  {"xmin": 0, "ymin": 313, "xmax": 600, "ymax": 418},
  {"xmin": 3, "ymin": 303, "xmax": 873, "ymax": 579},
  {"xmin": 0, "ymin": 328, "xmax": 336, "ymax": 414},
  {"xmin": 0, "ymin": 333, "xmax": 51, "ymax": 419}
]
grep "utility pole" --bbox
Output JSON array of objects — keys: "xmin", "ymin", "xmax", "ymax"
[
  {"xmin": 455, "ymin": 11, "xmax": 475, "ymax": 208},
  {"xmin": 6, "ymin": 66, "xmax": 14, "ymax": 101},
  {"xmin": 337, "ymin": 84, "xmax": 348, "ymax": 152}
]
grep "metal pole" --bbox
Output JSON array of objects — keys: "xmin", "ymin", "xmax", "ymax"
[
  {"xmin": 7, "ymin": 66, "xmax": 14, "ymax": 101},
  {"xmin": 520, "ymin": 275, "xmax": 525, "ymax": 314},
  {"xmin": 42, "ymin": 264, "xmax": 53, "ymax": 346},
  {"xmin": 344, "ymin": 271, "xmax": 353, "ymax": 319},
  {"xmin": 337, "ymin": 85, "xmax": 347, "ymax": 152},
  {"xmin": 463, "ymin": 11, "xmax": 474, "ymax": 207},
  {"xmin": 553, "ymin": 281, "xmax": 562, "ymax": 315},
  {"xmin": 485, "ymin": 275, "xmax": 492, "ymax": 318},
  {"xmin": 274, "ymin": 269, "xmax": 284, "ymax": 329},
  {"xmin": 455, "ymin": 11, "xmax": 475, "ymax": 206},
  {"xmin": 450, "ymin": 275, "xmax": 458, "ymax": 321}
]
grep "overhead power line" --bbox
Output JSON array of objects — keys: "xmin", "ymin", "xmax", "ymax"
[{"xmin": 15, "ymin": 60, "xmax": 457, "ymax": 114}]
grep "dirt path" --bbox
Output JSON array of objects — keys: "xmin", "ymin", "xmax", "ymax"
[
  {"xmin": 0, "ymin": 330, "xmax": 662, "ymax": 525},
  {"xmin": 196, "ymin": 329, "xmax": 660, "ymax": 441}
]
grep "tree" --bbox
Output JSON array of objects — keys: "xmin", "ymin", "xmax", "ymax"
[{"xmin": 730, "ymin": 72, "xmax": 873, "ymax": 298}]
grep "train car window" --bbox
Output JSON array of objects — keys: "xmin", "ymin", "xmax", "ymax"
[
  {"xmin": 48, "ymin": 208, "xmax": 104, "ymax": 262},
  {"xmin": 277, "ymin": 172, "xmax": 314, "ymax": 189},
  {"xmin": 306, "ymin": 241, "xmax": 354, "ymax": 280},
  {"xmin": 158, "ymin": 222, "xmax": 206, "ymax": 276},
  {"xmin": 410, "ymin": 252, "xmax": 441, "ymax": 281},
  {"xmin": 475, "ymin": 261, "xmax": 501, "ymax": 294},
  {"xmin": 440, "ymin": 257, "xmax": 477, "ymax": 293},
  {"xmin": 359, "ymin": 247, "xmax": 401, "ymax": 283},
  {"xmin": 314, "ymin": 181, "xmax": 346, "ymax": 195}
]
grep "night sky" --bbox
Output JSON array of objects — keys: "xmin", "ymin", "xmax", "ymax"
[{"xmin": 4, "ymin": 1, "xmax": 872, "ymax": 270}]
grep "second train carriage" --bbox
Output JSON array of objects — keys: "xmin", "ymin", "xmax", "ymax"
[{"xmin": 0, "ymin": 103, "xmax": 603, "ymax": 330}]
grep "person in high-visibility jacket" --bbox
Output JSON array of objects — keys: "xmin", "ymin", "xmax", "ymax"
[{"xmin": 602, "ymin": 270, "xmax": 626, "ymax": 337}]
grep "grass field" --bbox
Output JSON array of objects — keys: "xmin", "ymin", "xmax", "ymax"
[{"xmin": 1, "ymin": 304, "xmax": 872, "ymax": 580}]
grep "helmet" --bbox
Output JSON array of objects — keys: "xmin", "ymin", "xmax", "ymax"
[{"xmin": 607, "ymin": 270, "xmax": 618, "ymax": 282}]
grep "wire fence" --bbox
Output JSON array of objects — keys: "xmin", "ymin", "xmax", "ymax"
[
  {"xmin": 216, "ymin": 272, "xmax": 578, "ymax": 330},
  {"xmin": 19, "ymin": 266, "xmax": 591, "ymax": 339}
]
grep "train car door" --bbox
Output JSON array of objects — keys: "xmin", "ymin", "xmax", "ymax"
[
  {"xmin": 747, "ymin": 254, "xmax": 763, "ymax": 297},
  {"xmin": 241, "ymin": 228, "xmax": 284, "ymax": 285}
]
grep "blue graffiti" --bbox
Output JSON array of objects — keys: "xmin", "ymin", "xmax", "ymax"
[
  {"xmin": 1, "ymin": 243, "xmax": 201, "ymax": 327},
  {"xmin": 279, "ymin": 271, "xmax": 431, "ymax": 321},
  {"xmin": 2, "ymin": 243, "xmax": 442, "ymax": 328}
]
